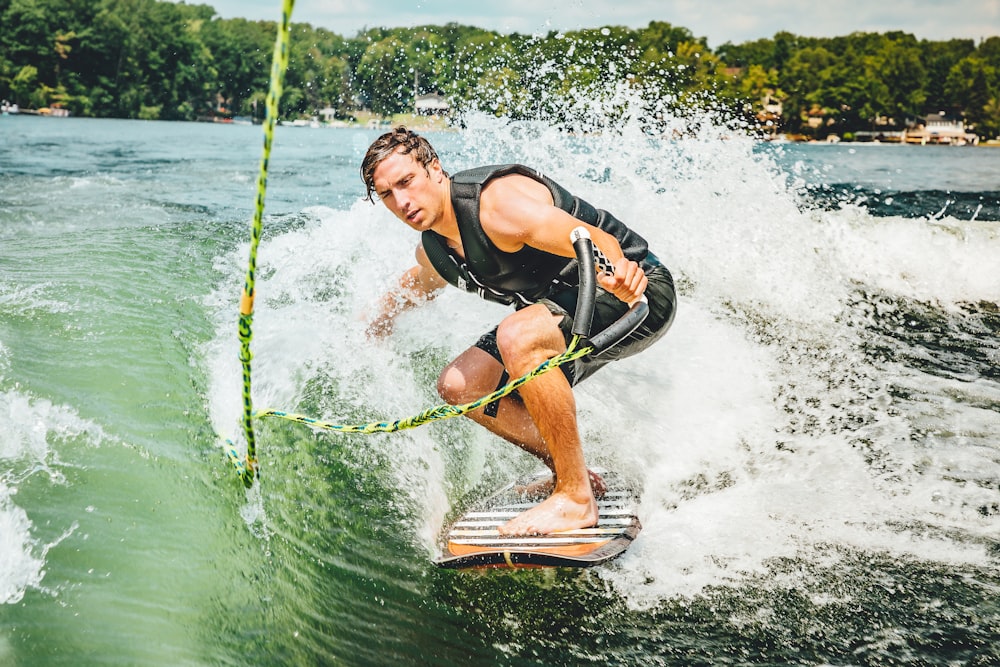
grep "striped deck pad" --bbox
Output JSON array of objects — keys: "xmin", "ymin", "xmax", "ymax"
[{"xmin": 435, "ymin": 474, "xmax": 641, "ymax": 569}]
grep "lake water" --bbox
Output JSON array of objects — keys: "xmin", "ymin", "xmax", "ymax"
[{"xmin": 1, "ymin": 110, "xmax": 998, "ymax": 665}]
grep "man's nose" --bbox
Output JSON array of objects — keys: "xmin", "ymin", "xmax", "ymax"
[{"xmin": 396, "ymin": 191, "xmax": 411, "ymax": 212}]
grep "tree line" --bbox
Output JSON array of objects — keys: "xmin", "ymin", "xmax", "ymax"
[{"xmin": 2, "ymin": 0, "xmax": 999, "ymax": 139}]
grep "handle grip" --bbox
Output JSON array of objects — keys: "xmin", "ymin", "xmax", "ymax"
[
  {"xmin": 570, "ymin": 228, "xmax": 598, "ymax": 338},
  {"xmin": 569, "ymin": 227, "xmax": 650, "ymax": 355}
]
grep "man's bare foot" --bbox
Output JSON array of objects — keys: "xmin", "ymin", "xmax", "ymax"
[
  {"xmin": 516, "ymin": 469, "xmax": 607, "ymax": 500},
  {"xmin": 498, "ymin": 490, "xmax": 599, "ymax": 536}
]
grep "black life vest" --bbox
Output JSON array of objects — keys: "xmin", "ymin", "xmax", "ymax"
[{"xmin": 421, "ymin": 164, "xmax": 649, "ymax": 306}]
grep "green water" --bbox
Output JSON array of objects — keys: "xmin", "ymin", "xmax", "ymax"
[{"xmin": 1, "ymin": 116, "xmax": 998, "ymax": 665}]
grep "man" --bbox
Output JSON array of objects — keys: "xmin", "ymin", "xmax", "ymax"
[{"xmin": 361, "ymin": 127, "xmax": 675, "ymax": 536}]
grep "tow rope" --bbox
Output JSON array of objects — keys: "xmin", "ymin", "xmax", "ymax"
[
  {"xmin": 224, "ymin": 0, "xmax": 592, "ymax": 487},
  {"xmin": 227, "ymin": 0, "xmax": 295, "ymax": 488},
  {"xmin": 224, "ymin": 0, "xmax": 643, "ymax": 490},
  {"xmin": 253, "ymin": 336, "xmax": 593, "ymax": 434}
]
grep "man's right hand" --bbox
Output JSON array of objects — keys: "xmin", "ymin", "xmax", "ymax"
[
  {"xmin": 364, "ymin": 245, "xmax": 447, "ymax": 339},
  {"xmin": 598, "ymin": 257, "xmax": 647, "ymax": 306}
]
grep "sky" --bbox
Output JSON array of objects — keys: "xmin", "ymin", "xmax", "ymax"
[{"xmin": 173, "ymin": 0, "xmax": 1000, "ymax": 48}]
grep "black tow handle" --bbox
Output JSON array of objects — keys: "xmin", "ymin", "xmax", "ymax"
[{"xmin": 569, "ymin": 227, "xmax": 650, "ymax": 355}]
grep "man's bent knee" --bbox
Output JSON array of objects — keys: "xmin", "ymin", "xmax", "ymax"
[
  {"xmin": 437, "ymin": 365, "xmax": 468, "ymax": 405},
  {"xmin": 437, "ymin": 348, "xmax": 506, "ymax": 405},
  {"xmin": 496, "ymin": 305, "xmax": 563, "ymax": 362}
]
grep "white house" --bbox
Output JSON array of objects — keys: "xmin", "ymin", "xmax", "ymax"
[
  {"xmin": 905, "ymin": 112, "xmax": 979, "ymax": 145},
  {"xmin": 414, "ymin": 93, "xmax": 450, "ymax": 116}
]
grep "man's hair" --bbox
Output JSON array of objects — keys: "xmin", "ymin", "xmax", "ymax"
[{"xmin": 360, "ymin": 126, "xmax": 441, "ymax": 203}]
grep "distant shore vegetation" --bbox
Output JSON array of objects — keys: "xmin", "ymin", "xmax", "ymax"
[{"xmin": 1, "ymin": 0, "xmax": 999, "ymax": 140}]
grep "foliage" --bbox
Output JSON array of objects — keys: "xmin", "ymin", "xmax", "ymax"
[
  {"xmin": 718, "ymin": 31, "xmax": 999, "ymax": 138},
  {"xmin": 0, "ymin": 0, "xmax": 997, "ymax": 139}
]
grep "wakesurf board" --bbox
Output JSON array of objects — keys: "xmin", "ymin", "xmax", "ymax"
[{"xmin": 434, "ymin": 469, "xmax": 641, "ymax": 569}]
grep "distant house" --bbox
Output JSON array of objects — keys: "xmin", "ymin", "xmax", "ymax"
[
  {"xmin": 34, "ymin": 106, "xmax": 70, "ymax": 117},
  {"xmin": 318, "ymin": 106, "xmax": 337, "ymax": 123},
  {"xmin": 414, "ymin": 93, "xmax": 449, "ymax": 116},
  {"xmin": 758, "ymin": 94, "xmax": 782, "ymax": 123},
  {"xmin": 853, "ymin": 130, "xmax": 905, "ymax": 143},
  {"xmin": 904, "ymin": 112, "xmax": 979, "ymax": 145}
]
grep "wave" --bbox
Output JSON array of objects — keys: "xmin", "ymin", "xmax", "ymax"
[
  {"xmin": 0, "ymin": 484, "xmax": 46, "ymax": 605},
  {"xmin": 0, "ymin": 385, "xmax": 90, "ymax": 604},
  {"xmin": 204, "ymin": 102, "xmax": 999, "ymax": 613},
  {"xmin": 805, "ymin": 186, "xmax": 1000, "ymax": 221},
  {"xmin": 0, "ymin": 344, "xmax": 105, "ymax": 604}
]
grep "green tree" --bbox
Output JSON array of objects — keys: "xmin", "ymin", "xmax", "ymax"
[
  {"xmin": 453, "ymin": 31, "xmax": 519, "ymax": 115},
  {"xmin": 0, "ymin": 1, "xmax": 995, "ymax": 139},
  {"xmin": 202, "ymin": 17, "xmax": 277, "ymax": 117},
  {"xmin": 1, "ymin": 0, "xmax": 55, "ymax": 74},
  {"xmin": 979, "ymin": 95, "xmax": 1000, "ymax": 139},
  {"xmin": 355, "ymin": 32, "xmax": 413, "ymax": 115},
  {"xmin": 778, "ymin": 45, "xmax": 838, "ymax": 132},
  {"xmin": 716, "ymin": 37, "xmax": 776, "ymax": 69},
  {"xmin": 876, "ymin": 36, "xmax": 927, "ymax": 121},
  {"xmin": 945, "ymin": 55, "xmax": 995, "ymax": 128},
  {"xmin": 10, "ymin": 63, "xmax": 43, "ymax": 106},
  {"xmin": 920, "ymin": 38, "xmax": 976, "ymax": 111}
]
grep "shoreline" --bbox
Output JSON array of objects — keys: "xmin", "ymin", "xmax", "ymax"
[{"xmin": 5, "ymin": 112, "xmax": 998, "ymax": 145}]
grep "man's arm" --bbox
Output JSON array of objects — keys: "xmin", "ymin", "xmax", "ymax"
[
  {"xmin": 479, "ymin": 175, "xmax": 647, "ymax": 305},
  {"xmin": 366, "ymin": 243, "xmax": 448, "ymax": 338}
]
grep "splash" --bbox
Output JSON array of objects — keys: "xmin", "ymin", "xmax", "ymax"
[
  {"xmin": 0, "ymin": 386, "xmax": 100, "ymax": 604},
  {"xmin": 452, "ymin": 95, "xmax": 999, "ymax": 603},
  {"xmin": 205, "ymin": 83, "xmax": 998, "ymax": 607},
  {"xmin": 0, "ymin": 484, "xmax": 46, "ymax": 604}
]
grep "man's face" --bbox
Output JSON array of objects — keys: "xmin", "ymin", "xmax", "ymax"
[{"xmin": 371, "ymin": 149, "xmax": 446, "ymax": 232}]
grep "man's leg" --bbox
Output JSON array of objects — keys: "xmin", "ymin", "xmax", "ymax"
[
  {"xmin": 439, "ymin": 304, "xmax": 598, "ymax": 535},
  {"xmin": 437, "ymin": 347, "xmax": 553, "ymax": 465},
  {"xmin": 438, "ymin": 348, "xmax": 607, "ymax": 499},
  {"xmin": 494, "ymin": 305, "xmax": 597, "ymax": 534}
]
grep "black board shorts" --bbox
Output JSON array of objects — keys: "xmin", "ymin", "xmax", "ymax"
[{"xmin": 473, "ymin": 257, "xmax": 676, "ymax": 388}]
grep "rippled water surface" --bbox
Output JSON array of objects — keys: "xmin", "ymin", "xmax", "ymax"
[{"xmin": 1, "ymin": 112, "xmax": 998, "ymax": 665}]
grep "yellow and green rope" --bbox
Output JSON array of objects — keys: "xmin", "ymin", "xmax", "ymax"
[
  {"xmin": 255, "ymin": 335, "xmax": 593, "ymax": 434},
  {"xmin": 228, "ymin": 0, "xmax": 295, "ymax": 488},
  {"xmin": 225, "ymin": 0, "xmax": 600, "ymax": 488}
]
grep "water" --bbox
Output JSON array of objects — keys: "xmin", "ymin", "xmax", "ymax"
[{"xmin": 1, "ymin": 111, "xmax": 998, "ymax": 665}]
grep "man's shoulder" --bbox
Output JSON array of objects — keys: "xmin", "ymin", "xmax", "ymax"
[{"xmin": 452, "ymin": 164, "xmax": 539, "ymax": 186}]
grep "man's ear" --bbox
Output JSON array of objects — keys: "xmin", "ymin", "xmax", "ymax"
[{"xmin": 428, "ymin": 158, "xmax": 445, "ymax": 181}]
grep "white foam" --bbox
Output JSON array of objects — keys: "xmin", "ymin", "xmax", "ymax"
[
  {"xmin": 0, "ymin": 346, "xmax": 105, "ymax": 604},
  {"xmin": 453, "ymin": 105, "xmax": 998, "ymax": 602},
  {"xmin": 824, "ymin": 211, "xmax": 1000, "ymax": 304},
  {"xmin": 204, "ymin": 202, "xmax": 478, "ymax": 538},
  {"xmin": 0, "ymin": 281, "xmax": 74, "ymax": 317},
  {"xmin": 0, "ymin": 483, "xmax": 46, "ymax": 604},
  {"xmin": 205, "ymin": 97, "xmax": 998, "ymax": 603}
]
